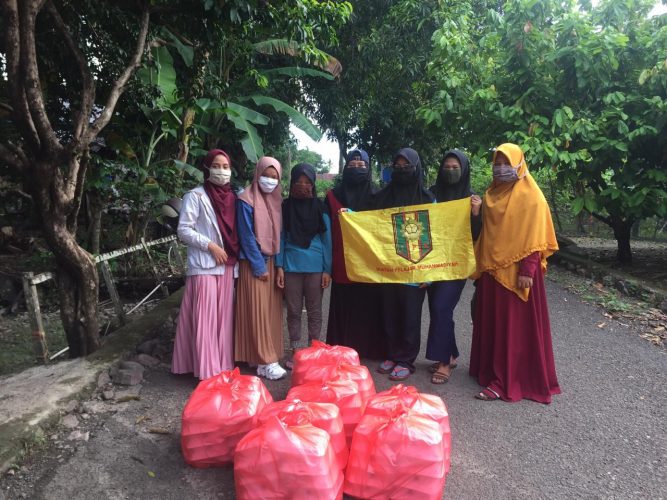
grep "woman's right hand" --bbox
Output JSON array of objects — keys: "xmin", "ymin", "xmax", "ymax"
[
  {"xmin": 207, "ymin": 242, "xmax": 228, "ymax": 265},
  {"xmin": 471, "ymin": 194, "xmax": 482, "ymax": 216},
  {"xmin": 276, "ymin": 267, "xmax": 285, "ymax": 288},
  {"xmin": 256, "ymin": 272, "xmax": 269, "ymax": 282}
]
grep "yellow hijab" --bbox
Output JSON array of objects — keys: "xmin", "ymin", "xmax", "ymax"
[{"xmin": 473, "ymin": 143, "xmax": 559, "ymax": 301}]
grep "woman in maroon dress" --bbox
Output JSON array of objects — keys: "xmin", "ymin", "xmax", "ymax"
[{"xmin": 470, "ymin": 143, "xmax": 561, "ymax": 403}]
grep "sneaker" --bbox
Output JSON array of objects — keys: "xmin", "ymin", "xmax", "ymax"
[
  {"xmin": 377, "ymin": 359, "xmax": 397, "ymax": 374},
  {"xmin": 263, "ymin": 362, "xmax": 287, "ymax": 380},
  {"xmin": 256, "ymin": 364, "xmax": 266, "ymax": 377}
]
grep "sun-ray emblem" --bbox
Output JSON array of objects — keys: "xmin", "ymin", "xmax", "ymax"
[{"xmin": 392, "ymin": 210, "xmax": 432, "ymax": 263}]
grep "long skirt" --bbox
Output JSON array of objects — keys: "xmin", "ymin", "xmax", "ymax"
[
  {"xmin": 325, "ymin": 282, "xmax": 386, "ymax": 360},
  {"xmin": 469, "ymin": 269, "xmax": 561, "ymax": 403},
  {"xmin": 234, "ymin": 258, "xmax": 284, "ymax": 365},
  {"xmin": 426, "ymin": 279, "xmax": 466, "ymax": 364},
  {"xmin": 172, "ymin": 270, "xmax": 235, "ymax": 380}
]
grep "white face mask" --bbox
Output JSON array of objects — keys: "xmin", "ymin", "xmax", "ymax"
[
  {"xmin": 258, "ymin": 176, "xmax": 279, "ymax": 193},
  {"xmin": 208, "ymin": 168, "xmax": 232, "ymax": 186}
]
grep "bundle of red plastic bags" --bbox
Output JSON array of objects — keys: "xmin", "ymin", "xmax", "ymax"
[
  {"xmin": 294, "ymin": 363, "xmax": 376, "ymax": 403},
  {"xmin": 234, "ymin": 416, "xmax": 343, "ymax": 500},
  {"xmin": 291, "ymin": 340, "xmax": 360, "ymax": 386},
  {"xmin": 344, "ymin": 406, "xmax": 447, "ymax": 500},
  {"xmin": 286, "ymin": 379, "xmax": 365, "ymax": 445},
  {"xmin": 364, "ymin": 384, "xmax": 451, "ymax": 472},
  {"xmin": 181, "ymin": 368, "xmax": 273, "ymax": 467},
  {"xmin": 257, "ymin": 399, "xmax": 348, "ymax": 471}
]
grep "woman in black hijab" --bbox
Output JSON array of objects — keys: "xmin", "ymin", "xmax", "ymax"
[
  {"xmin": 325, "ymin": 149, "xmax": 386, "ymax": 359},
  {"xmin": 275, "ymin": 163, "xmax": 332, "ymax": 369},
  {"xmin": 374, "ymin": 148, "xmax": 436, "ymax": 381},
  {"xmin": 426, "ymin": 149, "xmax": 482, "ymax": 384}
]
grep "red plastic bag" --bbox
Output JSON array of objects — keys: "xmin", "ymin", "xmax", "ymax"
[
  {"xmin": 291, "ymin": 340, "xmax": 360, "ymax": 386},
  {"xmin": 294, "ymin": 363, "xmax": 376, "ymax": 403},
  {"xmin": 234, "ymin": 416, "xmax": 343, "ymax": 500},
  {"xmin": 364, "ymin": 384, "xmax": 451, "ymax": 472},
  {"xmin": 344, "ymin": 408, "xmax": 447, "ymax": 500},
  {"xmin": 286, "ymin": 379, "xmax": 364, "ymax": 446},
  {"xmin": 258, "ymin": 399, "xmax": 348, "ymax": 470},
  {"xmin": 181, "ymin": 368, "xmax": 273, "ymax": 467}
]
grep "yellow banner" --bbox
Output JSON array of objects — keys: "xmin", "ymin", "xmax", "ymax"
[{"xmin": 340, "ymin": 198, "xmax": 476, "ymax": 283}]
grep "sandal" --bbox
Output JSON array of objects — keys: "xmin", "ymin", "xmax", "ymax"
[
  {"xmin": 474, "ymin": 387, "xmax": 500, "ymax": 401},
  {"xmin": 388, "ymin": 365, "xmax": 412, "ymax": 381},
  {"xmin": 430, "ymin": 364, "xmax": 452, "ymax": 384},
  {"xmin": 428, "ymin": 357, "xmax": 458, "ymax": 374},
  {"xmin": 377, "ymin": 360, "xmax": 397, "ymax": 374}
]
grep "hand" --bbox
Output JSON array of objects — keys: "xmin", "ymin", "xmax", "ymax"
[
  {"xmin": 338, "ymin": 208, "xmax": 349, "ymax": 214},
  {"xmin": 257, "ymin": 271, "xmax": 269, "ymax": 282},
  {"xmin": 276, "ymin": 267, "xmax": 285, "ymax": 289},
  {"xmin": 518, "ymin": 275, "xmax": 533, "ymax": 288},
  {"xmin": 321, "ymin": 272, "xmax": 331, "ymax": 289},
  {"xmin": 419, "ymin": 282, "xmax": 429, "ymax": 289},
  {"xmin": 207, "ymin": 242, "xmax": 228, "ymax": 265},
  {"xmin": 471, "ymin": 194, "xmax": 482, "ymax": 216}
]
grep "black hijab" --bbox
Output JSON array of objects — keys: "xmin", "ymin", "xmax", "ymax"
[
  {"xmin": 430, "ymin": 149, "xmax": 472, "ymax": 202},
  {"xmin": 373, "ymin": 147, "xmax": 435, "ymax": 209},
  {"xmin": 332, "ymin": 149, "xmax": 376, "ymax": 211},
  {"xmin": 282, "ymin": 163, "xmax": 327, "ymax": 248}
]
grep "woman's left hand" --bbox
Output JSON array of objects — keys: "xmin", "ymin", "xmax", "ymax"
[
  {"xmin": 321, "ymin": 272, "xmax": 331, "ymax": 289},
  {"xmin": 471, "ymin": 194, "xmax": 482, "ymax": 216},
  {"xmin": 517, "ymin": 275, "xmax": 533, "ymax": 288}
]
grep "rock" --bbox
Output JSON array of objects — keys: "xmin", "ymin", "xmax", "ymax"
[
  {"xmin": 110, "ymin": 361, "xmax": 145, "ymax": 386},
  {"xmin": 603, "ymin": 275, "xmax": 614, "ymax": 287},
  {"xmin": 136, "ymin": 354, "xmax": 160, "ymax": 367},
  {"xmin": 62, "ymin": 414, "xmax": 79, "ymax": 429},
  {"xmin": 115, "ymin": 387, "xmax": 141, "ymax": 401},
  {"xmin": 615, "ymin": 280, "xmax": 630, "ymax": 295},
  {"xmin": 102, "ymin": 390, "xmax": 115, "ymax": 401},
  {"xmin": 660, "ymin": 299, "xmax": 667, "ymax": 314},
  {"xmin": 64, "ymin": 400, "xmax": 79, "ymax": 413},
  {"xmin": 81, "ymin": 413, "xmax": 90, "ymax": 420},
  {"xmin": 97, "ymin": 370, "xmax": 111, "ymax": 388},
  {"xmin": 67, "ymin": 430, "xmax": 89, "ymax": 442},
  {"xmin": 137, "ymin": 338, "xmax": 159, "ymax": 355}
]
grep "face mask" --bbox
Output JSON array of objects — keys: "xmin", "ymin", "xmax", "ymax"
[
  {"xmin": 493, "ymin": 164, "xmax": 519, "ymax": 183},
  {"xmin": 391, "ymin": 166, "xmax": 416, "ymax": 185},
  {"xmin": 290, "ymin": 184, "xmax": 313, "ymax": 199},
  {"xmin": 258, "ymin": 176, "xmax": 279, "ymax": 193},
  {"xmin": 207, "ymin": 168, "xmax": 231, "ymax": 186},
  {"xmin": 441, "ymin": 168, "xmax": 461, "ymax": 185},
  {"xmin": 343, "ymin": 167, "xmax": 368, "ymax": 185}
]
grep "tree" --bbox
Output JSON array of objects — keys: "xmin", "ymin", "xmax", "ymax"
[{"xmin": 418, "ymin": 0, "xmax": 667, "ymax": 264}]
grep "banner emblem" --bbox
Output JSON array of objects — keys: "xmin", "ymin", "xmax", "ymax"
[{"xmin": 392, "ymin": 210, "xmax": 432, "ymax": 263}]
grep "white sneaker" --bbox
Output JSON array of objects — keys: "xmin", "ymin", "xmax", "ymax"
[
  {"xmin": 263, "ymin": 362, "xmax": 286, "ymax": 380},
  {"xmin": 256, "ymin": 365, "xmax": 266, "ymax": 377}
]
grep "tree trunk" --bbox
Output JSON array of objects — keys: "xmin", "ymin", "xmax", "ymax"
[
  {"xmin": 611, "ymin": 217, "xmax": 634, "ymax": 265},
  {"xmin": 86, "ymin": 189, "xmax": 104, "ymax": 254}
]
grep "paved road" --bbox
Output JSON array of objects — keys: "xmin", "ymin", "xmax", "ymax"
[{"xmin": 1, "ymin": 277, "xmax": 665, "ymax": 499}]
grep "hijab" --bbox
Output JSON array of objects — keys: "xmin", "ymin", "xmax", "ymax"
[
  {"xmin": 238, "ymin": 156, "xmax": 282, "ymax": 255},
  {"xmin": 202, "ymin": 149, "xmax": 239, "ymax": 265},
  {"xmin": 430, "ymin": 149, "xmax": 472, "ymax": 202},
  {"xmin": 332, "ymin": 149, "xmax": 375, "ymax": 211},
  {"xmin": 472, "ymin": 143, "xmax": 559, "ymax": 301},
  {"xmin": 282, "ymin": 163, "xmax": 327, "ymax": 248},
  {"xmin": 373, "ymin": 147, "xmax": 435, "ymax": 209}
]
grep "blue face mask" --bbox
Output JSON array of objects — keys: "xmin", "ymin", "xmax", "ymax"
[{"xmin": 493, "ymin": 164, "xmax": 519, "ymax": 183}]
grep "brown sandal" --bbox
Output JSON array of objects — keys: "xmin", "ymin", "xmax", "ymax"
[
  {"xmin": 428, "ymin": 358, "xmax": 458, "ymax": 374},
  {"xmin": 430, "ymin": 364, "xmax": 452, "ymax": 384}
]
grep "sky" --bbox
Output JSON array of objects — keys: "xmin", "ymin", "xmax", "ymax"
[{"xmin": 290, "ymin": 124, "xmax": 342, "ymax": 173}]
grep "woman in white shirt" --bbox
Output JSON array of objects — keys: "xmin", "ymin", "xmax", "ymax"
[{"xmin": 172, "ymin": 149, "xmax": 239, "ymax": 380}]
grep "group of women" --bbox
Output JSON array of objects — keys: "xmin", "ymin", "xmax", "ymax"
[{"xmin": 172, "ymin": 141, "xmax": 561, "ymax": 404}]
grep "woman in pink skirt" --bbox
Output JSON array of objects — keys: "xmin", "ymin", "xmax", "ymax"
[{"xmin": 172, "ymin": 149, "xmax": 239, "ymax": 380}]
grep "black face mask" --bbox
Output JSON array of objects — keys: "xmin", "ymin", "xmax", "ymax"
[
  {"xmin": 343, "ymin": 167, "xmax": 368, "ymax": 185},
  {"xmin": 391, "ymin": 166, "xmax": 416, "ymax": 185}
]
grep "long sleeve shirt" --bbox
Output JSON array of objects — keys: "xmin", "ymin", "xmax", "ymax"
[
  {"xmin": 275, "ymin": 213, "xmax": 332, "ymax": 274},
  {"xmin": 237, "ymin": 199, "xmax": 272, "ymax": 277}
]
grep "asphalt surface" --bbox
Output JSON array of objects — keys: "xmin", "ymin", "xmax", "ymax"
[{"xmin": 1, "ymin": 277, "xmax": 665, "ymax": 499}]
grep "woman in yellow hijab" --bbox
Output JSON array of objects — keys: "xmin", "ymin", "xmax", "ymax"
[{"xmin": 469, "ymin": 143, "xmax": 561, "ymax": 403}]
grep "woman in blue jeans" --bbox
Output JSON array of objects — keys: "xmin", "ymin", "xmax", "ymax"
[{"xmin": 427, "ymin": 149, "xmax": 482, "ymax": 384}]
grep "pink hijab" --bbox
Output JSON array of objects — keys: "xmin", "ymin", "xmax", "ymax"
[{"xmin": 238, "ymin": 156, "xmax": 282, "ymax": 255}]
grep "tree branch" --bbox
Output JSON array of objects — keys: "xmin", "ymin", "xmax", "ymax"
[
  {"xmin": 82, "ymin": 8, "xmax": 150, "ymax": 145},
  {"xmin": 590, "ymin": 211, "xmax": 611, "ymax": 226},
  {"xmin": 45, "ymin": 0, "xmax": 95, "ymax": 142},
  {"xmin": 0, "ymin": 141, "xmax": 26, "ymax": 172},
  {"xmin": 18, "ymin": 0, "xmax": 64, "ymax": 155},
  {"xmin": 1, "ymin": 0, "xmax": 41, "ymax": 151}
]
